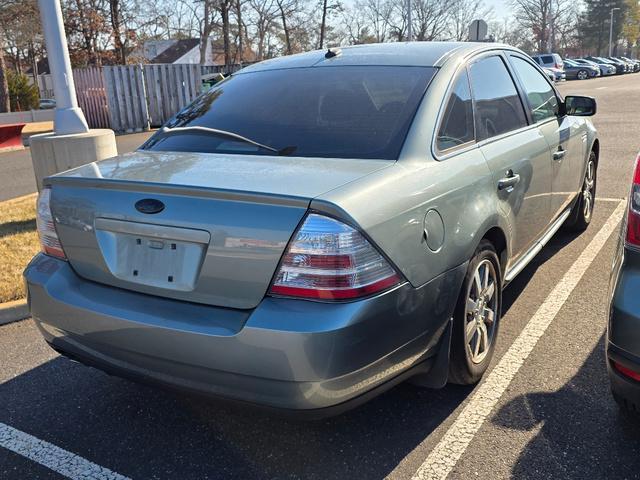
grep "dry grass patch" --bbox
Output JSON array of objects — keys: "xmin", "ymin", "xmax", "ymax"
[{"xmin": 0, "ymin": 193, "xmax": 39, "ymax": 303}]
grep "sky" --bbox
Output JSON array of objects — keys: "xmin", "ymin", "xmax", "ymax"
[{"xmin": 484, "ymin": 0, "xmax": 511, "ymax": 20}]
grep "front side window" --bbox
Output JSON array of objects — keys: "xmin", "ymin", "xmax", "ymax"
[
  {"xmin": 468, "ymin": 56, "xmax": 528, "ymax": 141},
  {"xmin": 436, "ymin": 70, "xmax": 474, "ymax": 152},
  {"xmin": 510, "ymin": 56, "xmax": 559, "ymax": 123},
  {"xmin": 142, "ymin": 66, "xmax": 436, "ymax": 160}
]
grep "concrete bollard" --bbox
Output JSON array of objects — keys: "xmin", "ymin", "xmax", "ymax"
[{"xmin": 30, "ymin": 129, "xmax": 118, "ymax": 191}]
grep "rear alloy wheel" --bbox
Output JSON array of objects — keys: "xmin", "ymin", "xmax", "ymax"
[
  {"xmin": 577, "ymin": 69, "xmax": 589, "ymax": 80},
  {"xmin": 564, "ymin": 151, "xmax": 597, "ymax": 232},
  {"xmin": 449, "ymin": 240, "xmax": 501, "ymax": 385}
]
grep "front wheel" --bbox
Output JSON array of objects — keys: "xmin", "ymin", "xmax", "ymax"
[
  {"xmin": 577, "ymin": 69, "xmax": 589, "ymax": 80},
  {"xmin": 449, "ymin": 240, "xmax": 502, "ymax": 385},
  {"xmin": 564, "ymin": 151, "xmax": 597, "ymax": 232}
]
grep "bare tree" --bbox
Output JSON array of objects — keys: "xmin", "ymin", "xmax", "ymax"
[
  {"xmin": 510, "ymin": 0, "xmax": 574, "ymax": 53},
  {"xmin": 249, "ymin": 0, "xmax": 278, "ymax": 59},
  {"xmin": 318, "ymin": 0, "xmax": 340, "ymax": 47},
  {"xmin": 276, "ymin": 0, "xmax": 298, "ymax": 54},
  {"xmin": 236, "ymin": 0, "xmax": 245, "ymax": 62},
  {"xmin": 219, "ymin": 0, "xmax": 233, "ymax": 66},
  {"xmin": 0, "ymin": 31, "xmax": 9, "ymax": 113},
  {"xmin": 109, "ymin": 0, "xmax": 127, "ymax": 63},
  {"xmin": 447, "ymin": 0, "xmax": 492, "ymax": 41},
  {"xmin": 411, "ymin": 0, "xmax": 453, "ymax": 41},
  {"xmin": 199, "ymin": 0, "xmax": 214, "ymax": 64}
]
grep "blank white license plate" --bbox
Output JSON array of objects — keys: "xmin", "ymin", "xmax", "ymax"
[{"xmin": 94, "ymin": 218, "xmax": 210, "ymax": 291}]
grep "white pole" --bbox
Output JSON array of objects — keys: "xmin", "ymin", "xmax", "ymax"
[
  {"xmin": 407, "ymin": 0, "xmax": 413, "ymax": 42},
  {"xmin": 609, "ymin": 7, "xmax": 620, "ymax": 57},
  {"xmin": 38, "ymin": 0, "xmax": 89, "ymax": 135}
]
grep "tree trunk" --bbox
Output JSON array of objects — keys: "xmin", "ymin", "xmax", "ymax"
[
  {"xmin": 76, "ymin": 0, "xmax": 93, "ymax": 65},
  {"xmin": 0, "ymin": 35, "xmax": 10, "ymax": 113},
  {"xmin": 237, "ymin": 0, "xmax": 244, "ymax": 64},
  {"xmin": 278, "ymin": 1, "xmax": 292, "ymax": 54},
  {"xmin": 110, "ymin": 0, "xmax": 127, "ymax": 64},
  {"xmin": 200, "ymin": 0, "xmax": 212, "ymax": 64},
  {"xmin": 29, "ymin": 43, "xmax": 38, "ymax": 85},
  {"xmin": 319, "ymin": 0, "xmax": 328, "ymax": 48},
  {"xmin": 221, "ymin": 0, "xmax": 231, "ymax": 68}
]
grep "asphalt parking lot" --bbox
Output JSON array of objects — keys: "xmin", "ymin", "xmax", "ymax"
[{"xmin": 2, "ymin": 73, "xmax": 640, "ymax": 479}]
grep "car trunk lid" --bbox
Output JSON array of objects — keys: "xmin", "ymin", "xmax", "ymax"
[{"xmin": 47, "ymin": 150, "xmax": 391, "ymax": 309}]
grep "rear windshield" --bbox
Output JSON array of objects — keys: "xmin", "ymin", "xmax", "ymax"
[{"xmin": 142, "ymin": 66, "xmax": 436, "ymax": 160}]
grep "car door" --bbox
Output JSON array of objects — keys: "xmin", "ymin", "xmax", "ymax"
[
  {"xmin": 468, "ymin": 53, "xmax": 553, "ymax": 261},
  {"xmin": 507, "ymin": 53, "xmax": 582, "ymax": 220}
]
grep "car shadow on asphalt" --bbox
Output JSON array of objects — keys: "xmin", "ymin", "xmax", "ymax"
[
  {"xmin": 490, "ymin": 335, "xmax": 640, "ymax": 479},
  {"xmin": 502, "ymin": 228, "xmax": 586, "ymax": 316},
  {"xmin": 0, "ymin": 353, "xmax": 474, "ymax": 479}
]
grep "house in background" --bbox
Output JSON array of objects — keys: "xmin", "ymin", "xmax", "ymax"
[{"xmin": 140, "ymin": 39, "xmax": 256, "ymax": 66}]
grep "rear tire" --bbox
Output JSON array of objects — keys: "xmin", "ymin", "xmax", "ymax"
[
  {"xmin": 564, "ymin": 151, "xmax": 597, "ymax": 232},
  {"xmin": 448, "ymin": 240, "xmax": 502, "ymax": 385}
]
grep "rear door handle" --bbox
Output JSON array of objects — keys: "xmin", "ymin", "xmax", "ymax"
[
  {"xmin": 498, "ymin": 171, "xmax": 520, "ymax": 192},
  {"xmin": 553, "ymin": 149, "xmax": 566, "ymax": 161}
]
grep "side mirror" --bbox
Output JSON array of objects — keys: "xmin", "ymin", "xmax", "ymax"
[{"xmin": 563, "ymin": 95, "xmax": 597, "ymax": 117}]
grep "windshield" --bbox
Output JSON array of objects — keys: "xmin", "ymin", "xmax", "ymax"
[{"xmin": 142, "ymin": 66, "xmax": 436, "ymax": 160}]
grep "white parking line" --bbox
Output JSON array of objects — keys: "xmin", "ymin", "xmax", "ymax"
[
  {"xmin": 597, "ymin": 197, "xmax": 626, "ymax": 203},
  {"xmin": 596, "ymin": 86, "xmax": 608, "ymax": 90},
  {"xmin": 412, "ymin": 199, "xmax": 626, "ymax": 480},
  {"xmin": 0, "ymin": 422, "xmax": 130, "ymax": 480}
]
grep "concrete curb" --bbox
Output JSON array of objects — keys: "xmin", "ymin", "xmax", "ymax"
[{"xmin": 0, "ymin": 299, "xmax": 29, "ymax": 326}]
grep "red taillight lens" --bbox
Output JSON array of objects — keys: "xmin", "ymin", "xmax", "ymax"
[
  {"xmin": 36, "ymin": 187, "xmax": 67, "ymax": 260},
  {"xmin": 613, "ymin": 361, "xmax": 640, "ymax": 382},
  {"xmin": 626, "ymin": 155, "xmax": 640, "ymax": 247},
  {"xmin": 269, "ymin": 213, "xmax": 402, "ymax": 300}
]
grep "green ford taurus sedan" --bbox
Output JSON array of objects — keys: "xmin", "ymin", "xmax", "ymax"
[{"xmin": 25, "ymin": 42, "xmax": 598, "ymax": 415}]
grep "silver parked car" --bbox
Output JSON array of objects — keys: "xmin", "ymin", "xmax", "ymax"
[{"xmin": 25, "ymin": 42, "xmax": 599, "ymax": 415}]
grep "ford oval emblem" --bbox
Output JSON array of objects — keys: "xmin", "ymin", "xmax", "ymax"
[{"xmin": 135, "ymin": 198, "xmax": 165, "ymax": 214}]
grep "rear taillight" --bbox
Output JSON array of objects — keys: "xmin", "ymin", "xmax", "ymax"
[
  {"xmin": 613, "ymin": 361, "xmax": 640, "ymax": 382},
  {"xmin": 36, "ymin": 187, "xmax": 67, "ymax": 260},
  {"xmin": 269, "ymin": 213, "xmax": 402, "ymax": 300},
  {"xmin": 626, "ymin": 155, "xmax": 640, "ymax": 247}
]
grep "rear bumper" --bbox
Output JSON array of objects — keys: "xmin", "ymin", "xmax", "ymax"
[
  {"xmin": 25, "ymin": 254, "xmax": 465, "ymax": 414},
  {"xmin": 607, "ymin": 240, "xmax": 640, "ymax": 404},
  {"xmin": 607, "ymin": 343, "xmax": 640, "ymax": 405}
]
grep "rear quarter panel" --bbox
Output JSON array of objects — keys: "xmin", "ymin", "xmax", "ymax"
[{"xmin": 316, "ymin": 56, "xmax": 510, "ymax": 288}]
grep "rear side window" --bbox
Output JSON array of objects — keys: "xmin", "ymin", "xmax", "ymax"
[
  {"xmin": 436, "ymin": 70, "xmax": 474, "ymax": 151},
  {"xmin": 541, "ymin": 55, "xmax": 554, "ymax": 64},
  {"xmin": 510, "ymin": 57, "xmax": 558, "ymax": 123},
  {"xmin": 469, "ymin": 56, "xmax": 527, "ymax": 141}
]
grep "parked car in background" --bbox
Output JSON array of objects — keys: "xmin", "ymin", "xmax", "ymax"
[
  {"xmin": 39, "ymin": 98, "xmax": 56, "ymax": 110},
  {"xmin": 531, "ymin": 53, "xmax": 564, "ymax": 71},
  {"xmin": 563, "ymin": 59, "xmax": 600, "ymax": 80},
  {"xmin": 25, "ymin": 43, "xmax": 599, "ymax": 415},
  {"xmin": 608, "ymin": 57, "xmax": 633, "ymax": 73},
  {"xmin": 573, "ymin": 58, "xmax": 616, "ymax": 76},
  {"xmin": 542, "ymin": 67, "xmax": 557, "ymax": 82},
  {"xmin": 587, "ymin": 56, "xmax": 625, "ymax": 74},
  {"xmin": 608, "ymin": 154, "xmax": 640, "ymax": 414},
  {"xmin": 547, "ymin": 67, "xmax": 566, "ymax": 82},
  {"xmin": 620, "ymin": 56, "xmax": 640, "ymax": 72},
  {"xmin": 531, "ymin": 54, "xmax": 566, "ymax": 81}
]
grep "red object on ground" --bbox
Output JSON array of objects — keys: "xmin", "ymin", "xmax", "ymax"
[{"xmin": 0, "ymin": 123, "xmax": 26, "ymax": 152}]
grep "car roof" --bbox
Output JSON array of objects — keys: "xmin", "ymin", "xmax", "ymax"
[{"xmin": 238, "ymin": 42, "xmax": 518, "ymax": 73}]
